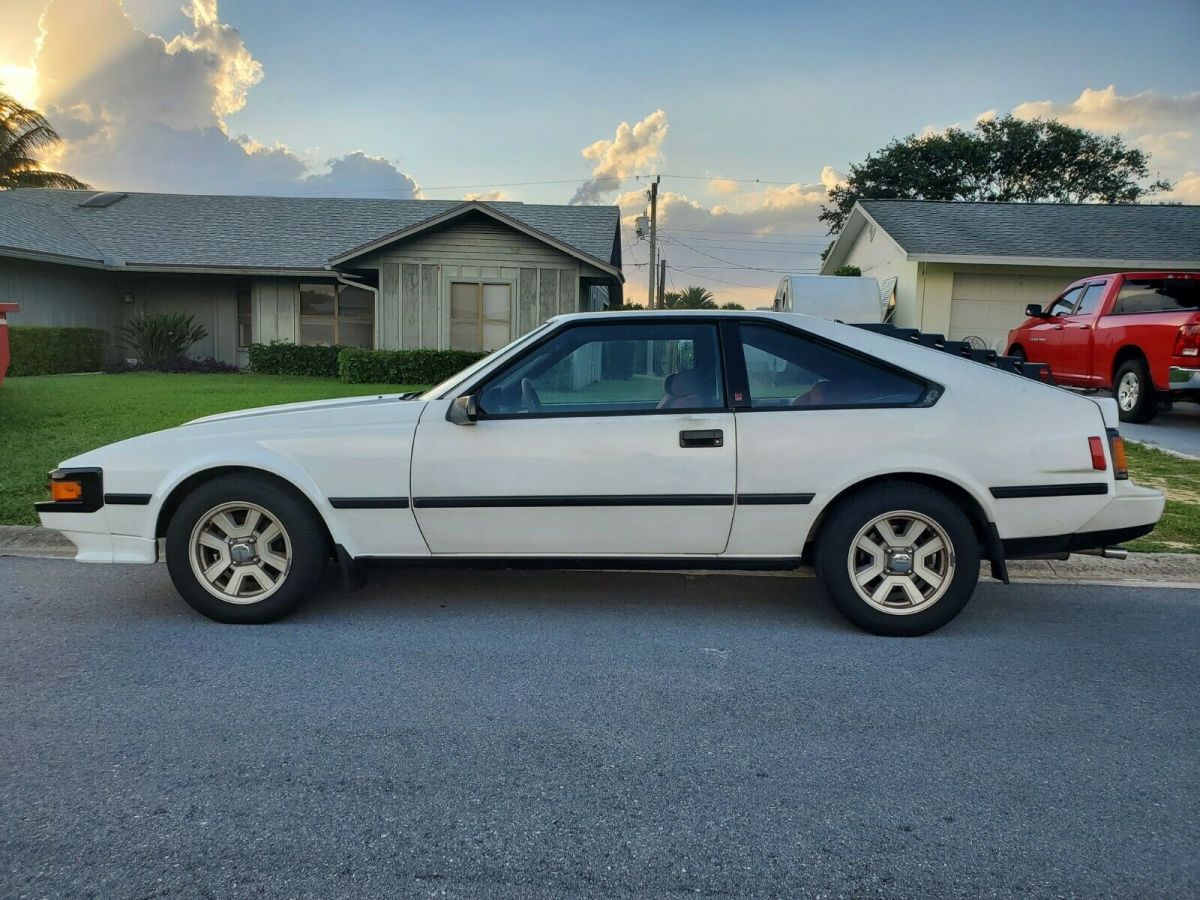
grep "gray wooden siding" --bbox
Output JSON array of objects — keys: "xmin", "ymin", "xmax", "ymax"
[{"xmin": 358, "ymin": 215, "xmax": 592, "ymax": 350}]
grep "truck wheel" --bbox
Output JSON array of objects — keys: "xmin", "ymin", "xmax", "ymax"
[
  {"xmin": 165, "ymin": 475, "xmax": 329, "ymax": 624},
  {"xmin": 1114, "ymin": 359, "xmax": 1156, "ymax": 423},
  {"xmin": 815, "ymin": 484, "xmax": 980, "ymax": 636}
]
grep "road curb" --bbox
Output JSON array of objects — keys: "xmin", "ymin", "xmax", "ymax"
[{"xmin": 3, "ymin": 524, "xmax": 1198, "ymax": 585}]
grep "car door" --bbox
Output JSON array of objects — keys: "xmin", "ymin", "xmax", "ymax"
[
  {"xmin": 410, "ymin": 318, "xmax": 736, "ymax": 556},
  {"xmin": 1024, "ymin": 286, "xmax": 1084, "ymax": 373},
  {"xmin": 1055, "ymin": 280, "xmax": 1108, "ymax": 386}
]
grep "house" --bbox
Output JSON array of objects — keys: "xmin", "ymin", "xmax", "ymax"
[
  {"xmin": 820, "ymin": 200, "xmax": 1200, "ymax": 349},
  {"xmin": 0, "ymin": 189, "xmax": 624, "ymax": 365}
]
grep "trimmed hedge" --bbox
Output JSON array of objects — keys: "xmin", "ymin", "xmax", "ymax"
[
  {"xmin": 338, "ymin": 348, "xmax": 490, "ymax": 385},
  {"xmin": 247, "ymin": 341, "xmax": 345, "ymax": 377},
  {"xmin": 8, "ymin": 326, "xmax": 107, "ymax": 376}
]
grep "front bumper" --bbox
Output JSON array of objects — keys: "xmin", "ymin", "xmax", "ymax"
[{"xmin": 1168, "ymin": 366, "xmax": 1200, "ymax": 390}]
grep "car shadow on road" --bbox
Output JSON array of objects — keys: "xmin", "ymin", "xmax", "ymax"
[{"xmin": 295, "ymin": 565, "xmax": 855, "ymax": 633}]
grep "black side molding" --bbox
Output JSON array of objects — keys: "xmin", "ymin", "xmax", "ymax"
[
  {"xmin": 104, "ymin": 493, "xmax": 151, "ymax": 506},
  {"xmin": 413, "ymin": 494, "xmax": 736, "ymax": 508},
  {"xmin": 990, "ymin": 483, "xmax": 1108, "ymax": 499},
  {"xmin": 329, "ymin": 497, "xmax": 411, "ymax": 509},
  {"xmin": 736, "ymin": 493, "xmax": 815, "ymax": 505}
]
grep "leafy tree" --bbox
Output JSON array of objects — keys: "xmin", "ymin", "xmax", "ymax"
[
  {"xmin": 606, "ymin": 302, "xmax": 645, "ymax": 311},
  {"xmin": 820, "ymin": 115, "xmax": 1172, "ymax": 234},
  {"xmin": 0, "ymin": 87, "xmax": 89, "ymax": 190},
  {"xmin": 832, "ymin": 265, "xmax": 861, "ymax": 276},
  {"xmin": 719, "ymin": 302, "xmax": 745, "ymax": 310},
  {"xmin": 663, "ymin": 286, "xmax": 717, "ymax": 309}
]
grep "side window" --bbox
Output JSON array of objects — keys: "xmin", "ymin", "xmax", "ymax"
[
  {"xmin": 739, "ymin": 323, "xmax": 927, "ymax": 409},
  {"xmin": 1112, "ymin": 278, "xmax": 1200, "ymax": 315},
  {"xmin": 1045, "ymin": 286, "xmax": 1085, "ymax": 317},
  {"xmin": 478, "ymin": 321, "xmax": 723, "ymax": 416},
  {"xmin": 1072, "ymin": 283, "xmax": 1108, "ymax": 317}
]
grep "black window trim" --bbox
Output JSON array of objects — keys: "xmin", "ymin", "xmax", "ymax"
[
  {"xmin": 463, "ymin": 316, "xmax": 732, "ymax": 422},
  {"xmin": 1063, "ymin": 280, "xmax": 1110, "ymax": 319},
  {"xmin": 451, "ymin": 314, "xmax": 939, "ymax": 421},
  {"xmin": 728, "ymin": 318, "xmax": 940, "ymax": 413}
]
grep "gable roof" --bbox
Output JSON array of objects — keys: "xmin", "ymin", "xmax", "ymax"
[
  {"xmin": 822, "ymin": 200, "xmax": 1200, "ymax": 272},
  {"xmin": 0, "ymin": 189, "xmax": 622, "ymax": 277}
]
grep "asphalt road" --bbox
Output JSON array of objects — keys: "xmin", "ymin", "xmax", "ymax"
[
  {"xmin": 1121, "ymin": 403, "xmax": 1200, "ymax": 458},
  {"xmin": 2, "ymin": 558, "xmax": 1197, "ymax": 899}
]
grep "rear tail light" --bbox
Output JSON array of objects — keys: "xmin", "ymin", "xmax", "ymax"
[
  {"xmin": 1174, "ymin": 324, "xmax": 1200, "ymax": 358},
  {"xmin": 1089, "ymin": 436, "xmax": 1107, "ymax": 471},
  {"xmin": 1107, "ymin": 428, "xmax": 1129, "ymax": 480}
]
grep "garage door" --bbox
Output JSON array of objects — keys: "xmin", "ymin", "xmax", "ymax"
[{"xmin": 949, "ymin": 273, "xmax": 1074, "ymax": 351}]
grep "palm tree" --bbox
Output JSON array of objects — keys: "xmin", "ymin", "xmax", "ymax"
[
  {"xmin": 663, "ymin": 286, "xmax": 717, "ymax": 309},
  {"xmin": 0, "ymin": 87, "xmax": 89, "ymax": 190}
]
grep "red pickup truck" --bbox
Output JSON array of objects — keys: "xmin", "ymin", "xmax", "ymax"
[{"xmin": 1006, "ymin": 272, "xmax": 1200, "ymax": 423}]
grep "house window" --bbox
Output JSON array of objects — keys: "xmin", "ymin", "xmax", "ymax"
[
  {"xmin": 450, "ymin": 282, "xmax": 512, "ymax": 351},
  {"xmin": 298, "ymin": 283, "xmax": 375, "ymax": 348},
  {"xmin": 236, "ymin": 284, "xmax": 252, "ymax": 348}
]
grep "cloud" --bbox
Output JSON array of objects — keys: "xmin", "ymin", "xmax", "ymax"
[
  {"xmin": 463, "ymin": 190, "xmax": 507, "ymax": 201},
  {"xmin": 571, "ymin": 109, "xmax": 668, "ymax": 205},
  {"xmin": 1012, "ymin": 85, "xmax": 1200, "ymax": 134},
  {"xmin": 23, "ymin": 0, "xmax": 421, "ymax": 197},
  {"xmin": 1169, "ymin": 172, "xmax": 1200, "ymax": 203},
  {"xmin": 709, "ymin": 178, "xmax": 738, "ymax": 195}
]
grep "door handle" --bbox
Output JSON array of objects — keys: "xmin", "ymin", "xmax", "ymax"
[
  {"xmin": 1077, "ymin": 323, "xmax": 1090, "ymax": 329},
  {"xmin": 1053, "ymin": 324, "xmax": 1064, "ymax": 330},
  {"xmin": 680, "ymin": 429, "xmax": 724, "ymax": 448}
]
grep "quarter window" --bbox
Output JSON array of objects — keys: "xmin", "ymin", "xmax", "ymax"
[
  {"xmin": 298, "ymin": 283, "xmax": 375, "ymax": 348},
  {"xmin": 450, "ymin": 282, "xmax": 512, "ymax": 351},
  {"xmin": 1112, "ymin": 278, "xmax": 1200, "ymax": 315},
  {"xmin": 738, "ymin": 323, "xmax": 926, "ymax": 408},
  {"xmin": 478, "ymin": 321, "xmax": 723, "ymax": 416}
]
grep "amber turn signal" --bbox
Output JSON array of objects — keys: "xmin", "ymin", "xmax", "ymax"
[
  {"xmin": 1108, "ymin": 431, "xmax": 1129, "ymax": 480},
  {"xmin": 50, "ymin": 480, "xmax": 84, "ymax": 502}
]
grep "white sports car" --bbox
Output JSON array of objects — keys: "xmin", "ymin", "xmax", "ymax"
[{"xmin": 37, "ymin": 310, "xmax": 1164, "ymax": 635}]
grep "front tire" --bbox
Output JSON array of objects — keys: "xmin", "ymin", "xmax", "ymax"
[
  {"xmin": 1114, "ymin": 359, "xmax": 1156, "ymax": 423},
  {"xmin": 165, "ymin": 475, "xmax": 328, "ymax": 623},
  {"xmin": 815, "ymin": 484, "xmax": 980, "ymax": 636}
]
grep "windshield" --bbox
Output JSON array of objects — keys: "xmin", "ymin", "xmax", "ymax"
[{"xmin": 421, "ymin": 321, "xmax": 557, "ymax": 400}]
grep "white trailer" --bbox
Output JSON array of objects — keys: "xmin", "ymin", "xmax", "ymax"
[{"xmin": 773, "ymin": 274, "xmax": 886, "ymax": 323}]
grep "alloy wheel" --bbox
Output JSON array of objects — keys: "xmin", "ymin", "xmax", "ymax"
[
  {"xmin": 188, "ymin": 501, "xmax": 292, "ymax": 604},
  {"xmin": 846, "ymin": 510, "xmax": 955, "ymax": 615},
  {"xmin": 1117, "ymin": 371, "xmax": 1140, "ymax": 412}
]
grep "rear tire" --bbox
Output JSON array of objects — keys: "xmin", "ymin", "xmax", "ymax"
[
  {"xmin": 1009, "ymin": 346, "xmax": 1026, "ymax": 363},
  {"xmin": 1114, "ymin": 358, "xmax": 1156, "ymax": 423},
  {"xmin": 165, "ymin": 475, "xmax": 328, "ymax": 623},
  {"xmin": 815, "ymin": 483, "xmax": 980, "ymax": 636}
]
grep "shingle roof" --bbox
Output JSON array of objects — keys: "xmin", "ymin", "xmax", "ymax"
[
  {"xmin": 857, "ymin": 199, "xmax": 1200, "ymax": 263},
  {"xmin": 0, "ymin": 189, "xmax": 621, "ymax": 272}
]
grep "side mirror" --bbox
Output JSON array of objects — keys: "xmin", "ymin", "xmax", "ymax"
[
  {"xmin": 1025, "ymin": 303, "xmax": 1046, "ymax": 318},
  {"xmin": 447, "ymin": 394, "xmax": 479, "ymax": 425}
]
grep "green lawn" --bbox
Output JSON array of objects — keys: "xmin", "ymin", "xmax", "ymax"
[
  {"xmin": 0, "ymin": 373, "xmax": 422, "ymax": 525},
  {"xmin": 1123, "ymin": 441, "xmax": 1200, "ymax": 554}
]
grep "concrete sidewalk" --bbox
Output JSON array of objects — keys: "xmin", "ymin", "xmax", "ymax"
[{"xmin": 4, "ymin": 524, "xmax": 1198, "ymax": 586}]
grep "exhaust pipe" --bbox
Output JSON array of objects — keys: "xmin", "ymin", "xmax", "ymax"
[{"xmin": 1076, "ymin": 546, "xmax": 1128, "ymax": 560}]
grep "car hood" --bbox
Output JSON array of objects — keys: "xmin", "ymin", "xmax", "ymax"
[{"xmin": 185, "ymin": 392, "xmax": 421, "ymax": 426}]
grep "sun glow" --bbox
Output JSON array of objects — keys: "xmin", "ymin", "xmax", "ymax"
[{"xmin": 0, "ymin": 64, "xmax": 39, "ymax": 107}]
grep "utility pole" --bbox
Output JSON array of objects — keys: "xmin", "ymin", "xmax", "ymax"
[
  {"xmin": 646, "ymin": 176, "xmax": 660, "ymax": 308},
  {"xmin": 657, "ymin": 256, "xmax": 667, "ymax": 308}
]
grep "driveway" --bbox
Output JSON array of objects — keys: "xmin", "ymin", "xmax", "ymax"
[
  {"xmin": 1119, "ymin": 403, "xmax": 1200, "ymax": 457},
  {"xmin": 2, "ymin": 558, "xmax": 1197, "ymax": 898}
]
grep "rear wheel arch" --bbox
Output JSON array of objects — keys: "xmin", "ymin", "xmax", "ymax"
[
  {"xmin": 155, "ymin": 465, "xmax": 334, "ymax": 554},
  {"xmin": 1111, "ymin": 345, "xmax": 1149, "ymax": 385},
  {"xmin": 807, "ymin": 473, "xmax": 991, "ymax": 557}
]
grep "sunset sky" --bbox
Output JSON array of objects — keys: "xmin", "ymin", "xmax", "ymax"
[{"xmin": 2, "ymin": 0, "xmax": 1197, "ymax": 305}]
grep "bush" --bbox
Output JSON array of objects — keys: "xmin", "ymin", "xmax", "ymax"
[
  {"xmin": 8, "ymin": 326, "xmax": 107, "ymax": 376},
  {"xmin": 117, "ymin": 312, "xmax": 207, "ymax": 367},
  {"xmin": 338, "ymin": 348, "xmax": 490, "ymax": 385},
  {"xmin": 248, "ymin": 341, "xmax": 345, "ymax": 377},
  {"xmin": 833, "ymin": 265, "xmax": 862, "ymax": 277},
  {"xmin": 105, "ymin": 356, "xmax": 238, "ymax": 375}
]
